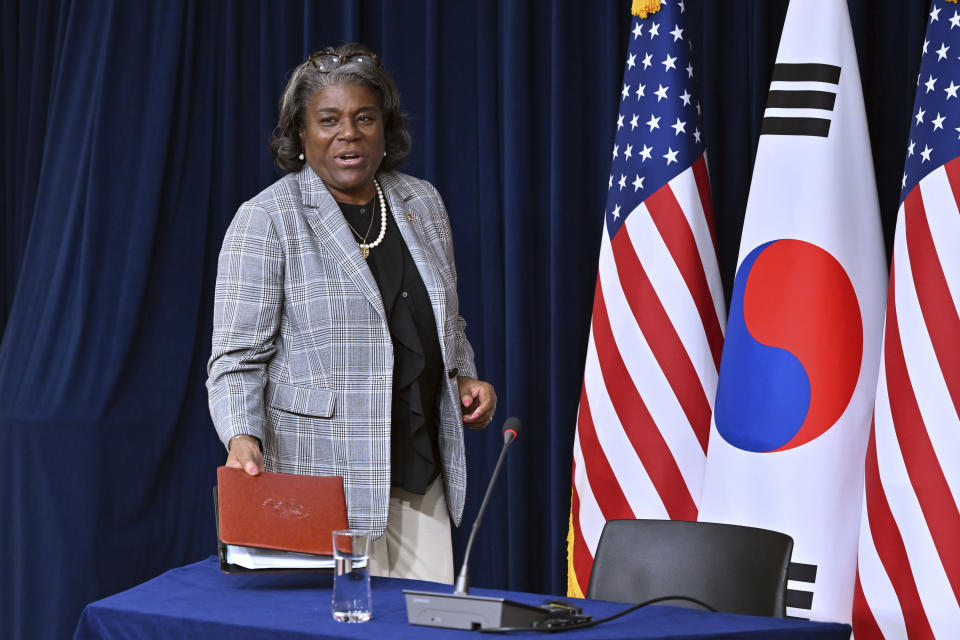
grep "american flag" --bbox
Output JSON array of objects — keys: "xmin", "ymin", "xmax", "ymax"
[
  {"xmin": 854, "ymin": 2, "xmax": 960, "ymax": 637},
  {"xmin": 567, "ymin": 0, "xmax": 725, "ymax": 597}
]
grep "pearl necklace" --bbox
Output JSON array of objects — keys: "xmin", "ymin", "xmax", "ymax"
[{"xmin": 358, "ymin": 179, "xmax": 387, "ymax": 259}]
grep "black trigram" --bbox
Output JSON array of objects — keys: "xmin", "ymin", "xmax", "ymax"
[
  {"xmin": 761, "ymin": 63, "xmax": 841, "ymax": 138},
  {"xmin": 786, "ymin": 561, "xmax": 817, "ymax": 619}
]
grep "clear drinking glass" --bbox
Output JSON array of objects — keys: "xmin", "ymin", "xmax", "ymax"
[{"xmin": 331, "ymin": 529, "xmax": 372, "ymax": 622}]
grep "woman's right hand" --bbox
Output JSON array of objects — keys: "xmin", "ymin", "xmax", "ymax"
[{"xmin": 226, "ymin": 434, "xmax": 264, "ymax": 476}]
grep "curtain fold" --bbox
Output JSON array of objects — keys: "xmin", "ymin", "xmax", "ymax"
[
  {"xmin": 1, "ymin": 0, "xmax": 70, "ymax": 337},
  {"xmin": 0, "ymin": 1, "xmax": 926, "ymax": 637}
]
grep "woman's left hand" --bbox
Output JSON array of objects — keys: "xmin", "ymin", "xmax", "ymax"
[{"xmin": 457, "ymin": 376, "xmax": 497, "ymax": 429}]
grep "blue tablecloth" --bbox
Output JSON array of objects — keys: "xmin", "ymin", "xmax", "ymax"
[{"xmin": 74, "ymin": 557, "xmax": 851, "ymax": 639}]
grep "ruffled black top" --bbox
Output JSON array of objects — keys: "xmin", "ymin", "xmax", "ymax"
[{"xmin": 338, "ymin": 196, "xmax": 444, "ymax": 495}]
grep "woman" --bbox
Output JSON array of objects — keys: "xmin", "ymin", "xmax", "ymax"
[{"xmin": 206, "ymin": 43, "xmax": 496, "ymax": 584}]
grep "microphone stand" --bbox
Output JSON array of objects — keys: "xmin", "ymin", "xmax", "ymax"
[
  {"xmin": 454, "ymin": 427, "xmax": 513, "ymax": 595},
  {"xmin": 403, "ymin": 418, "xmax": 551, "ymax": 630}
]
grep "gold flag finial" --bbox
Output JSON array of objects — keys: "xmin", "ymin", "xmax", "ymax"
[{"xmin": 632, "ymin": 0, "xmax": 662, "ymax": 18}]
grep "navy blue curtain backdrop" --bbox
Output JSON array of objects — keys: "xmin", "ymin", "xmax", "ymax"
[{"xmin": 0, "ymin": 1, "xmax": 927, "ymax": 638}]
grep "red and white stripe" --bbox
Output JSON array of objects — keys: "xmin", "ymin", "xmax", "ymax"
[
  {"xmin": 568, "ymin": 156, "xmax": 724, "ymax": 596},
  {"xmin": 854, "ymin": 158, "xmax": 960, "ymax": 638}
]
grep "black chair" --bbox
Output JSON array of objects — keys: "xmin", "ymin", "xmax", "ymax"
[{"xmin": 585, "ymin": 519, "xmax": 793, "ymax": 617}]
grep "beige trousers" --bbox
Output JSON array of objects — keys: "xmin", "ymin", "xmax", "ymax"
[{"xmin": 367, "ymin": 477, "xmax": 455, "ymax": 584}]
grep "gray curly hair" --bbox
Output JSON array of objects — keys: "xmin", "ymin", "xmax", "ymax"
[{"xmin": 269, "ymin": 43, "xmax": 412, "ymax": 174}]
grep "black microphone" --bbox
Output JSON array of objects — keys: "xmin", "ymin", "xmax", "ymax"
[
  {"xmin": 454, "ymin": 417, "xmax": 521, "ymax": 595},
  {"xmin": 404, "ymin": 417, "xmax": 553, "ymax": 630}
]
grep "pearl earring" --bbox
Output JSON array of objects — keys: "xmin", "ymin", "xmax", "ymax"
[
  {"xmin": 299, "ymin": 152, "xmax": 305, "ymax": 161},
  {"xmin": 383, "ymin": 151, "xmax": 387, "ymax": 157}
]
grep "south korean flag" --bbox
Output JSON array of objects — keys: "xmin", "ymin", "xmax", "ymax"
[{"xmin": 698, "ymin": 0, "xmax": 887, "ymax": 624}]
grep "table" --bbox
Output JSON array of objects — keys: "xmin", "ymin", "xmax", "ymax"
[{"xmin": 74, "ymin": 557, "xmax": 851, "ymax": 639}]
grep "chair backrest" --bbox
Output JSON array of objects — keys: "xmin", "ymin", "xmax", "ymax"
[{"xmin": 585, "ymin": 519, "xmax": 793, "ymax": 617}]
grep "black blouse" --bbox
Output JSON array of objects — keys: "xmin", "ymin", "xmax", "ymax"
[{"xmin": 338, "ymin": 196, "xmax": 444, "ymax": 495}]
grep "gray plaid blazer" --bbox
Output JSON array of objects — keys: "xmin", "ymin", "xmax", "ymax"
[{"xmin": 206, "ymin": 165, "xmax": 478, "ymax": 537}]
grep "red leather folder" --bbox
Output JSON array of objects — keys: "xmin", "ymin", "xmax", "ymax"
[{"xmin": 215, "ymin": 466, "xmax": 349, "ymax": 572}]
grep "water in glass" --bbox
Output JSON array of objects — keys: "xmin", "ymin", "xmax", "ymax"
[{"xmin": 331, "ymin": 529, "xmax": 372, "ymax": 622}]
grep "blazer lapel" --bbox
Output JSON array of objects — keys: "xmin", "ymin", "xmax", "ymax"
[
  {"xmin": 298, "ymin": 166, "xmax": 386, "ymax": 320},
  {"xmin": 378, "ymin": 173, "xmax": 447, "ymax": 330}
]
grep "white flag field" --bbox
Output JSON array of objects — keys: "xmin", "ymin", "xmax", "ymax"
[{"xmin": 697, "ymin": 0, "xmax": 887, "ymax": 623}]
